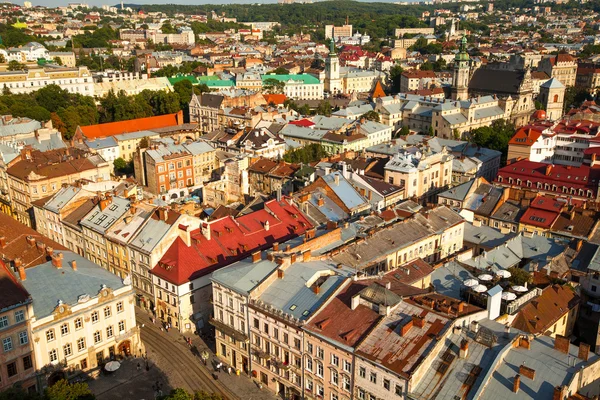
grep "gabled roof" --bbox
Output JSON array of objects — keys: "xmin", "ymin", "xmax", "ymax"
[
  {"xmin": 152, "ymin": 198, "xmax": 313, "ymax": 285},
  {"xmin": 78, "ymin": 112, "xmax": 182, "ymax": 139},
  {"xmin": 511, "ymin": 285, "xmax": 579, "ymax": 335}
]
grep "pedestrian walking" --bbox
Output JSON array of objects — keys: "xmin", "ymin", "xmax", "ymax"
[
  {"xmin": 227, "ymin": 366, "xmax": 232, "ymax": 375},
  {"xmin": 137, "ymin": 363, "xmax": 141, "ymax": 371}
]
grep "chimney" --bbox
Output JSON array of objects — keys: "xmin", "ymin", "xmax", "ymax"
[
  {"xmin": 26, "ymin": 235, "xmax": 35, "ymax": 247},
  {"xmin": 513, "ymin": 375, "xmax": 520, "ymax": 393},
  {"xmin": 264, "ymin": 220, "xmax": 270, "ymax": 231},
  {"xmin": 578, "ymin": 342, "xmax": 590, "ymax": 362},
  {"xmin": 51, "ymin": 253, "xmax": 63, "ymax": 269},
  {"xmin": 99, "ymin": 196, "xmax": 111, "ymax": 211},
  {"xmin": 326, "ymin": 220, "xmax": 338, "ymax": 230},
  {"xmin": 46, "ymin": 246, "xmax": 54, "ymax": 257},
  {"xmin": 351, "ymin": 294, "xmax": 360, "ymax": 310},
  {"xmin": 401, "ymin": 318, "xmax": 413, "ymax": 336},
  {"xmin": 158, "ymin": 207, "xmax": 169, "ymax": 221},
  {"xmin": 0, "ymin": 236, "xmax": 5, "ymax": 248},
  {"xmin": 14, "ymin": 258, "xmax": 22, "ymax": 269},
  {"xmin": 277, "ymin": 269, "xmax": 284, "ymax": 279},
  {"xmin": 179, "ymin": 225, "xmax": 191, "ymax": 247},
  {"xmin": 291, "ymin": 253, "xmax": 297, "ymax": 263},
  {"xmin": 457, "ymin": 302, "xmax": 465, "ymax": 313},
  {"xmin": 334, "ymin": 174, "xmax": 340, "ymax": 186},
  {"xmin": 286, "ymin": 245, "xmax": 291, "ymax": 252},
  {"xmin": 413, "ymin": 315, "xmax": 424, "ymax": 328},
  {"xmin": 317, "ymin": 197, "xmax": 325, "ymax": 207},
  {"xmin": 459, "ymin": 339, "xmax": 469, "ymax": 359},
  {"xmin": 545, "ymin": 165, "xmax": 553, "ymax": 176},
  {"xmin": 273, "ymin": 242, "xmax": 279, "ymax": 252},
  {"xmin": 313, "ymin": 285, "xmax": 320, "ymax": 294},
  {"xmin": 201, "ymin": 222, "xmax": 211, "ymax": 241},
  {"xmin": 570, "ymin": 210, "xmax": 576, "ymax": 220},
  {"xmin": 71, "ymin": 260, "xmax": 77, "ymax": 271},
  {"xmin": 519, "ymin": 365, "xmax": 536, "ymax": 380},
  {"xmin": 252, "ymin": 251, "xmax": 261, "ymax": 263},
  {"xmin": 18, "ymin": 265, "xmax": 26, "ymax": 281},
  {"xmin": 553, "ymin": 386, "xmax": 567, "ymax": 400},
  {"xmin": 516, "ymin": 335, "xmax": 531, "ymax": 350},
  {"xmin": 303, "ymin": 250, "xmax": 311, "ymax": 262},
  {"xmin": 554, "ymin": 335, "xmax": 570, "ymax": 355}
]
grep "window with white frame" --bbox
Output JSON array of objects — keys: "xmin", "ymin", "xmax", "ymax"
[
  {"xmin": 118, "ymin": 320, "xmax": 125, "ymax": 333},
  {"xmin": 316, "ymin": 361, "xmax": 323, "ymax": 378},
  {"xmin": 106, "ymin": 325, "xmax": 113, "ymax": 338},
  {"xmin": 306, "ymin": 357, "xmax": 313, "ymax": 372},
  {"xmin": 3, "ymin": 337, "xmax": 12, "ymax": 352},
  {"xmin": 19, "ymin": 331, "xmax": 28, "ymax": 345},
  {"xmin": 117, "ymin": 302, "xmax": 123, "ymax": 313},
  {"xmin": 14, "ymin": 310, "xmax": 24, "ymax": 323},
  {"xmin": 49, "ymin": 349, "xmax": 58, "ymax": 363},
  {"xmin": 331, "ymin": 354, "xmax": 339, "ymax": 367},
  {"xmin": 94, "ymin": 331, "xmax": 102, "ymax": 344},
  {"xmin": 343, "ymin": 360, "xmax": 351, "ymax": 373},
  {"xmin": 104, "ymin": 306, "xmax": 112, "ymax": 318},
  {"xmin": 74, "ymin": 318, "xmax": 83, "ymax": 330},
  {"xmin": 91, "ymin": 311, "xmax": 99, "ymax": 323},
  {"xmin": 46, "ymin": 329, "xmax": 55, "ymax": 342},
  {"xmin": 343, "ymin": 375, "xmax": 350, "ymax": 391},
  {"xmin": 331, "ymin": 370, "xmax": 339, "ymax": 386},
  {"xmin": 64, "ymin": 343, "xmax": 72, "ymax": 357},
  {"xmin": 60, "ymin": 323, "xmax": 69, "ymax": 336},
  {"xmin": 359, "ymin": 366, "xmax": 366, "ymax": 378},
  {"xmin": 0, "ymin": 316, "xmax": 9, "ymax": 329},
  {"xmin": 77, "ymin": 338, "xmax": 86, "ymax": 352}
]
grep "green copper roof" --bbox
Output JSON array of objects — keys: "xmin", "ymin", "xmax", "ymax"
[
  {"xmin": 262, "ymin": 74, "xmax": 321, "ymax": 85},
  {"xmin": 168, "ymin": 75, "xmax": 199, "ymax": 85},
  {"xmin": 455, "ymin": 35, "xmax": 470, "ymax": 62}
]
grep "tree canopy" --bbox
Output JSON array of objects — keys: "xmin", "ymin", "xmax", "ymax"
[
  {"xmin": 468, "ymin": 119, "xmax": 516, "ymax": 165},
  {"xmin": 283, "ymin": 144, "xmax": 329, "ymax": 164}
]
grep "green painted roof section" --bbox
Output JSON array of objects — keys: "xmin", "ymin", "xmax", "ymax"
[
  {"xmin": 262, "ymin": 74, "xmax": 321, "ymax": 85},
  {"xmin": 168, "ymin": 75, "xmax": 199, "ymax": 85},
  {"xmin": 205, "ymin": 79, "xmax": 235, "ymax": 87},
  {"xmin": 198, "ymin": 75, "xmax": 220, "ymax": 82}
]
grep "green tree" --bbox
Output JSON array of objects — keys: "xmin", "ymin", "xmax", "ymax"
[
  {"xmin": 468, "ymin": 119, "xmax": 515, "ymax": 164},
  {"xmin": 0, "ymin": 387, "xmax": 40, "ymax": 400},
  {"xmin": 397, "ymin": 125, "xmax": 410, "ymax": 138},
  {"xmin": 316, "ymin": 100, "xmax": 332, "ymax": 117},
  {"xmin": 35, "ymin": 84, "xmax": 69, "ymax": 113},
  {"xmin": 389, "ymin": 64, "xmax": 403, "ymax": 93},
  {"xmin": 139, "ymin": 136, "xmax": 150, "ymax": 148},
  {"xmin": 0, "ymin": 54, "xmax": 6, "ymax": 63},
  {"xmin": 193, "ymin": 391, "xmax": 223, "ymax": 400},
  {"xmin": 51, "ymin": 112, "xmax": 67, "ymax": 135},
  {"xmin": 263, "ymin": 78, "xmax": 285, "ymax": 94},
  {"xmin": 508, "ymin": 267, "xmax": 532, "ymax": 286},
  {"xmin": 45, "ymin": 379, "xmax": 95, "ymax": 400},
  {"xmin": 173, "ymin": 79, "xmax": 194, "ymax": 110},
  {"xmin": 283, "ymin": 144, "xmax": 329, "ymax": 164},
  {"xmin": 420, "ymin": 61, "xmax": 434, "ymax": 71},
  {"xmin": 7, "ymin": 60, "xmax": 25, "ymax": 71},
  {"xmin": 535, "ymin": 100, "xmax": 544, "ymax": 111},
  {"xmin": 161, "ymin": 20, "xmax": 178, "ymax": 34},
  {"xmin": 113, "ymin": 157, "xmax": 128, "ymax": 173},
  {"xmin": 53, "ymin": 56, "xmax": 63, "ymax": 66},
  {"xmin": 272, "ymin": 67, "xmax": 289, "ymax": 75},
  {"xmin": 360, "ymin": 110, "xmax": 380, "ymax": 122}
]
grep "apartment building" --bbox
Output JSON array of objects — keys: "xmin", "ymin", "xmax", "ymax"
[
  {"xmin": 538, "ymin": 54, "xmax": 577, "ymax": 87},
  {"xmin": 80, "ymin": 195, "xmax": 130, "ymax": 271},
  {"xmin": 0, "ymin": 66, "xmax": 94, "ymax": 95},
  {"xmin": 399, "ymin": 70, "xmax": 437, "ymax": 93},
  {"xmin": 6, "ymin": 147, "xmax": 110, "ymax": 227},
  {"xmin": 262, "ymin": 74, "xmax": 324, "ymax": 100},
  {"xmin": 104, "ymin": 202, "xmax": 156, "ymax": 280},
  {"xmin": 133, "ymin": 139, "xmax": 196, "ymax": 201},
  {"xmin": 183, "ymin": 141, "xmax": 217, "ymax": 186},
  {"xmin": 325, "ymin": 24, "xmax": 353, "ymax": 40},
  {"xmin": 20, "ymin": 251, "xmax": 142, "ymax": 385},
  {"xmin": 247, "ymin": 159, "xmax": 301, "ymax": 197},
  {"xmin": 211, "ymin": 251, "xmax": 352, "ymax": 399},
  {"xmin": 151, "ymin": 198, "xmax": 313, "ymax": 332},
  {"xmin": 384, "ymin": 149, "xmax": 453, "ymax": 200},
  {"xmin": 128, "ymin": 207, "xmax": 189, "ymax": 311},
  {"xmin": 329, "ymin": 206, "xmax": 465, "ymax": 273},
  {"xmin": 0, "ymin": 263, "xmax": 36, "ymax": 394}
]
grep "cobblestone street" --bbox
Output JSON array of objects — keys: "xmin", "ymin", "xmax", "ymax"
[{"xmin": 135, "ymin": 308, "xmax": 279, "ymax": 400}]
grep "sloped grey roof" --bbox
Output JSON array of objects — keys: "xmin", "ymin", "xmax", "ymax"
[{"xmin": 21, "ymin": 252, "xmax": 126, "ymax": 319}]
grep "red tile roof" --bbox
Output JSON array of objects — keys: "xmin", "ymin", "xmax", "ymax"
[
  {"xmin": 495, "ymin": 159, "xmax": 600, "ymax": 199},
  {"xmin": 263, "ymin": 94, "xmax": 287, "ymax": 105},
  {"xmin": 511, "ymin": 285, "xmax": 579, "ymax": 335},
  {"xmin": 289, "ymin": 118, "xmax": 315, "ymax": 127},
  {"xmin": 509, "ymin": 127, "xmax": 544, "ymax": 146},
  {"xmin": 78, "ymin": 111, "xmax": 183, "ymax": 139},
  {"xmin": 151, "ymin": 198, "xmax": 313, "ymax": 285}
]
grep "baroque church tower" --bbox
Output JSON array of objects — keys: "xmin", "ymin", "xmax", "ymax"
[
  {"xmin": 325, "ymin": 41, "xmax": 342, "ymax": 95},
  {"xmin": 451, "ymin": 36, "xmax": 470, "ymax": 101}
]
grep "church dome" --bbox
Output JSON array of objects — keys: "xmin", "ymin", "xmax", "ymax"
[{"xmin": 532, "ymin": 109, "xmax": 546, "ymax": 120}]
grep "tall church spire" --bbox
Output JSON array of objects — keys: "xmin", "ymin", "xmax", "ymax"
[{"xmin": 451, "ymin": 35, "xmax": 470, "ymax": 100}]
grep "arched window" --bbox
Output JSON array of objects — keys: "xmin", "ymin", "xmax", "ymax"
[{"xmin": 553, "ymin": 94, "xmax": 559, "ymax": 103}]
